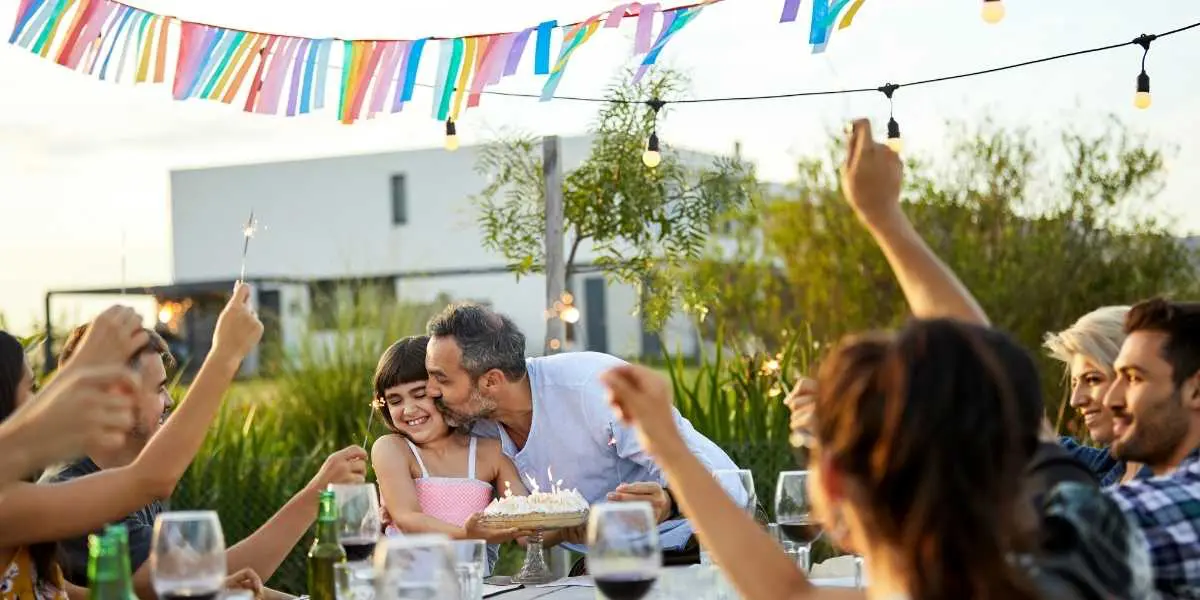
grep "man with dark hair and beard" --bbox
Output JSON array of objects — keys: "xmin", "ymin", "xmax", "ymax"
[
  {"xmin": 1103, "ymin": 297, "xmax": 1200, "ymax": 599},
  {"xmin": 423, "ymin": 303, "xmax": 742, "ymax": 567}
]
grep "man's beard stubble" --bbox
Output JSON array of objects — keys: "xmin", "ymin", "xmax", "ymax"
[
  {"xmin": 434, "ymin": 388, "xmax": 495, "ymax": 431},
  {"xmin": 1113, "ymin": 388, "xmax": 1189, "ymax": 465}
]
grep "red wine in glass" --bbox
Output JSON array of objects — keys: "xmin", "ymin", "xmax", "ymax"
[
  {"xmin": 777, "ymin": 519, "xmax": 823, "ymax": 546},
  {"xmin": 339, "ymin": 537, "xmax": 377, "ymax": 562},
  {"xmin": 595, "ymin": 573, "xmax": 656, "ymax": 600}
]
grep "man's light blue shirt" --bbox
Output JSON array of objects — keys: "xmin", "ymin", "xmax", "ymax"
[{"xmin": 471, "ymin": 352, "xmax": 744, "ymax": 553}]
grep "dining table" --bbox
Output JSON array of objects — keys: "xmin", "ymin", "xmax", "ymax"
[{"xmin": 482, "ymin": 567, "xmax": 861, "ymax": 599}]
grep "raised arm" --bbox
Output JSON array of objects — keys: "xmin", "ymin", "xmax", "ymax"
[
  {"xmin": 841, "ymin": 119, "xmax": 989, "ymax": 326},
  {"xmin": 0, "ymin": 283, "xmax": 263, "ymax": 547},
  {"xmin": 128, "ymin": 446, "xmax": 367, "ymax": 599},
  {"xmin": 601, "ymin": 365, "xmax": 840, "ymax": 600}
]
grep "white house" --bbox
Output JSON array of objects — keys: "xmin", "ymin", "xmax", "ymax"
[{"xmin": 46, "ymin": 136, "xmax": 721, "ymax": 374}]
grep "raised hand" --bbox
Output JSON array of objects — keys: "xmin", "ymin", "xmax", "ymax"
[
  {"xmin": 5, "ymin": 366, "xmax": 140, "ymax": 468},
  {"xmin": 783, "ymin": 378, "xmax": 817, "ymax": 448},
  {"xmin": 307, "ymin": 445, "xmax": 369, "ymax": 492},
  {"xmin": 840, "ymin": 118, "xmax": 904, "ymax": 229},
  {"xmin": 65, "ymin": 305, "xmax": 149, "ymax": 369},
  {"xmin": 211, "ymin": 282, "xmax": 264, "ymax": 363},
  {"xmin": 600, "ymin": 365, "xmax": 683, "ymax": 459}
]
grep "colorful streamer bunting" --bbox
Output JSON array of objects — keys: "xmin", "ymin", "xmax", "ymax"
[
  {"xmin": 7, "ymin": 0, "xmax": 870, "ymax": 123},
  {"xmin": 780, "ymin": 0, "xmax": 869, "ymax": 53}
]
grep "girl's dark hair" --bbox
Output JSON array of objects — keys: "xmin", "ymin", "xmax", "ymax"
[
  {"xmin": 813, "ymin": 319, "xmax": 1040, "ymax": 600},
  {"xmin": 0, "ymin": 330, "xmax": 59, "ymax": 589},
  {"xmin": 0, "ymin": 331, "xmax": 24, "ymax": 422},
  {"xmin": 373, "ymin": 336, "xmax": 431, "ymax": 434}
]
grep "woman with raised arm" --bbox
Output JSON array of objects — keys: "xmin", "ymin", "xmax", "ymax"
[{"xmin": 603, "ymin": 319, "xmax": 1150, "ymax": 600}]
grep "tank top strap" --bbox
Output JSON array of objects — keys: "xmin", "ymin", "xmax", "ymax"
[
  {"xmin": 468, "ymin": 436, "xmax": 478, "ymax": 480},
  {"xmin": 405, "ymin": 438, "xmax": 430, "ymax": 478}
]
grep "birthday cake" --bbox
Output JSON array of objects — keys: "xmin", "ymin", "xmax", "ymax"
[{"xmin": 479, "ymin": 473, "xmax": 589, "ymax": 529}]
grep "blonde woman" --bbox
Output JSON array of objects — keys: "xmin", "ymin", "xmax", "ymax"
[{"xmin": 1044, "ymin": 306, "xmax": 1151, "ymax": 486}]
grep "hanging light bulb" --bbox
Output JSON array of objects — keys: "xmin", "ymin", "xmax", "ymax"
[
  {"xmin": 642, "ymin": 98, "xmax": 666, "ymax": 169},
  {"xmin": 878, "ymin": 83, "xmax": 902, "ymax": 153},
  {"xmin": 981, "ymin": 0, "xmax": 1005, "ymax": 24},
  {"xmin": 886, "ymin": 117, "xmax": 903, "ymax": 154},
  {"xmin": 1133, "ymin": 34, "xmax": 1156, "ymax": 110},
  {"xmin": 444, "ymin": 119, "xmax": 459, "ymax": 152},
  {"xmin": 1135, "ymin": 71, "xmax": 1152, "ymax": 109},
  {"xmin": 642, "ymin": 132, "xmax": 662, "ymax": 168}
]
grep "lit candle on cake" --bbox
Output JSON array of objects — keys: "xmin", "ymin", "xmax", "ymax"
[
  {"xmin": 525, "ymin": 473, "xmax": 540, "ymax": 494},
  {"xmin": 504, "ymin": 481, "xmax": 513, "ymax": 498}
]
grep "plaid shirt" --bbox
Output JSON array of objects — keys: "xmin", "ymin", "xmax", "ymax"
[{"xmin": 1107, "ymin": 449, "xmax": 1200, "ymax": 600}]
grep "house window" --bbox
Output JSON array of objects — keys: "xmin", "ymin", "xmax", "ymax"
[{"xmin": 391, "ymin": 174, "xmax": 407, "ymax": 225}]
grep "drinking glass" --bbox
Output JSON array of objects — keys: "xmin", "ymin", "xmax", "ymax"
[
  {"xmin": 774, "ymin": 471, "xmax": 823, "ymax": 573},
  {"xmin": 335, "ymin": 562, "xmax": 376, "ymax": 600},
  {"xmin": 711, "ymin": 469, "xmax": 757, "ymax": 516},
  {"xmin": 450, "ymin": 540, "xmax": 485, "ymax": 600},
  {"xmin": 588, "ymin": 502, "xmax": 661, "ymax": 600},
  {"xmin": 330, "ymin": 483, "xmax": 382, "ymax": 563},
  {"xmin": 150, "ymin": 511, "xmax": 227, "ymax": 600},
  {"xmin": 373, "ymin": 534, "xmax": 459, "ymax": 600}
]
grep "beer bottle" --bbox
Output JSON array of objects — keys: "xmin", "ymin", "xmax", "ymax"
[
  {"xmin": 103, "ymin": 525, "xmax": 139, "ymax": 600},
  {"xmin": 87, "ymin": 531, "xmax": 127, "ymax": 600},
  {"xmin": 307, "ymin": 490, "xmax": 346, "ymax": 600}
]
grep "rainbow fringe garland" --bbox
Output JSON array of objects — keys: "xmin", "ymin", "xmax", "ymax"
[{"xmin": 8, "ymin": 0, "xmax": 867, "ymax": 124}]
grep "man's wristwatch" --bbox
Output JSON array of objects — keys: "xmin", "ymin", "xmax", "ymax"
[{"xmin": 663, "ymin": 486, "xmax": 682, "ymax": 521}]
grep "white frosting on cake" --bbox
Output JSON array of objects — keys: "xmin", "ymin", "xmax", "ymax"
[{"xmin": 484, "ymin": 487, "xmax": 589, "ymax": 516}]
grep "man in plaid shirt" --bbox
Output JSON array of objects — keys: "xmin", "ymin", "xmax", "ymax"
[
  {"xmin": 1107, "ymin": 452, "xmax": 1200, "ymax": 599},
  {"xmin": 1101, "ymin": 297, "xmax": 1200, "ymax": 599}
]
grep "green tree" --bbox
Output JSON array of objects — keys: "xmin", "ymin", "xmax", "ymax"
[
  {"xmin": 472, "ymin": 69, "xmax": 756, "ymax": 330},
  {"xmin": 700, "ymin": 116, "xmax": 1196, "ymax": 429}
]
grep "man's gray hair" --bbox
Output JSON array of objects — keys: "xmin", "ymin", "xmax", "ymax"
[{"xmin": 427, "ymin": 303, "xmax": 528, "ymax": 381}]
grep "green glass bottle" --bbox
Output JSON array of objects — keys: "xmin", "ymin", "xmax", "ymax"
[
  {"xmin": 88, "ymin": 531, "xmax": 128, "ymax": 600},
  {"xmin": 307, "ymin": 490, "xmax": 346, "ymax": 600},
  {"xmin": 104, "ymin": 525, "xmax": 139, "ymax": 600}
]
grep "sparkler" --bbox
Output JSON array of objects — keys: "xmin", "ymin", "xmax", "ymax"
[
  {"xmin": 238, "ymin": 209, "xmax": 258, "ymax": 283},
  {"xmin": 363, "ymin": 400, "xmax": 377, "ymax": 449}
]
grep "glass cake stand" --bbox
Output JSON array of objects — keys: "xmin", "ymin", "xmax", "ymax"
[
  {"xmin": 512, "ymin": 528, "xmax": 557, "ymax": 584},
  {"xmin": 480, "ymin": 511, "xmax": 587, "ymax": 585}
]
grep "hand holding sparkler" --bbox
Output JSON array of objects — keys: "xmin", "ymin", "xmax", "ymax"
[{"xmin": 238, "ymin": 210, "xmax": 259, "ymax": 284}]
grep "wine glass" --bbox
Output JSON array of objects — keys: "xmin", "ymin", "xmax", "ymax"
[
  {"xmin": 775, "ymin": 471, "xmax": 823, "ymax": 573},
  {"xmin": 588, "ymin": 502, "xmax": 661, "ymax": 600},
  {"xmin": 712, "ymin": 469, "xmax": 757, "ymax": 515},
  {"xmin": 331, "ymin": 483, "xmax": 382, "ymax": 563},
  {"xmin": 373, "ymin": 534, "xmax": 459, "ymax": 600},
  {"xmin": 150, "ymin": 511, "xmax": 227, "ymax": 600}
]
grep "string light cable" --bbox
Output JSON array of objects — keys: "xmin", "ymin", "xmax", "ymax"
[{"xmin": 417, "ymin": 19, "xmax": 1195, "ymax": 159}]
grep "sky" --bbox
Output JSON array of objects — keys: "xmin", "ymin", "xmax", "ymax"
[{"xmin": 1, "ymin": 0, "xmax": 1199, "ymax": 334}]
